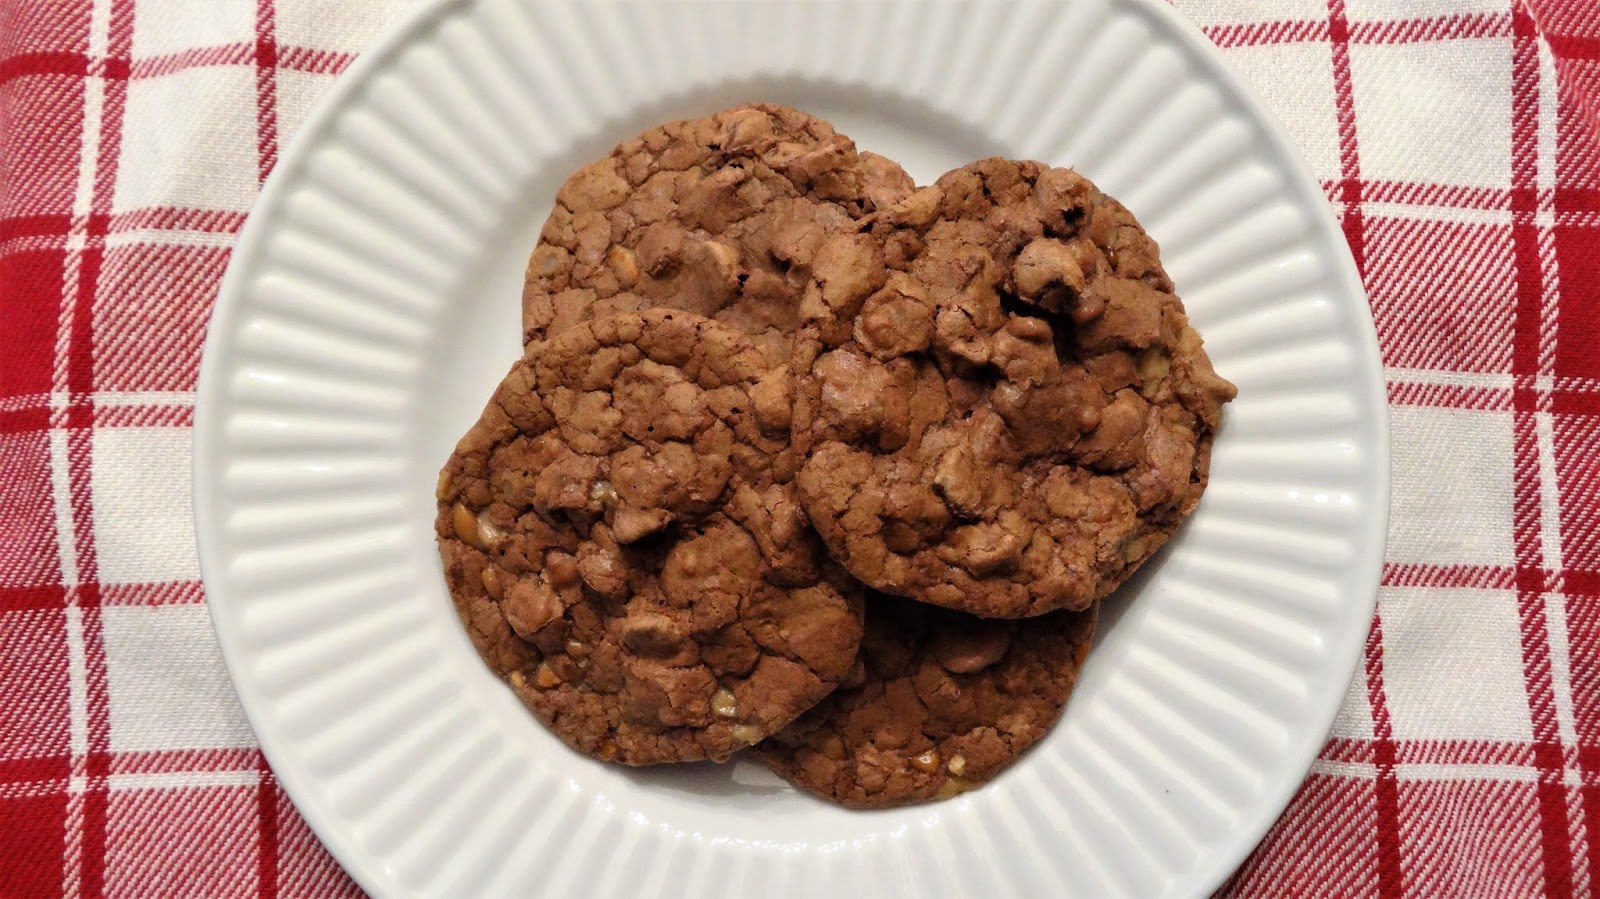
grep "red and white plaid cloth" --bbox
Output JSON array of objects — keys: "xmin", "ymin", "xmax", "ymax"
[{"xmin": 2, "ymin": 0, "xmax": 1597, "ymax": 895}]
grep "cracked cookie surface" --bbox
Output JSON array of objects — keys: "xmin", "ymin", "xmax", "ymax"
[
  {"xmin": 752, "ymin": 592, "xmax": 1095, "ymax": 808},
  {"xmin": 791, "ymin": 158, "xmax": 1238, "ymax": 618},
  {"xmin": 521, "ymin": 103, "xmax": 914, "ymax": 356},
  {"xmin": 438, "ymin": 309, "xmax": 864, "ymax": 765}
]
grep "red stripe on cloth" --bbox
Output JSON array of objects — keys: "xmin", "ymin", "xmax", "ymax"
[
  {"xmin": 1323, "ymin": 737, "xmax": 1561, "ymax": 768},
  {"xmin": 258, "ymin": 757, "xmax": 279, "ymax": 899},
  {"xmin": 1382, "ymin": 563, "xmax": 1519, "ymax": 589},
  {"xmin": 1509, "ymin": 4, "xmax": 1575, "ymax": 892},
  {"xmin": 1202, "ymin": 20, "xmax": 1330, "ymax": 49},
  {"xmin": 1358, "ymin": 180, "xmax": 1512, "ymax": 210},
  {"xmin": 276, "ymin": 45, "xmax": 357, "ymax": 76},
  {"xmin": 76, "ymin": 591, "xmax": 108, "ymax": 899},
  {"xmin": 1350, "ymin": 11, "xmax": 1512, "ymax": 44},
  {"xmin": 89, "ymin": 55, "xmax": 127, "ymax": 80},
  {"xmin": 1557, "ymin": 186, "xmax": 1600, "ymax": 209},
  {"xmin": 107, "ymin": 747, "xmax": 262, "ymax": 776},
  {"xmin": 89, "ymin": 110, "xmax": 125, "ymax": 235},
  {"xmin": 104, "ymin": 206, "xmax": 249, "ymax": 234},
  {"xmin": 0, "ymin": 207, "xmax": 248, "ymax": 244},
  {"xmin": 1363, "ymin": 613, "xmax": 1405, "ymax": 895},
  {"xmin": 0, "ymin": 584, "xmax": 67, "ymax": 613},
  {"xmin": 127, "ymin": 43, "xmax": 253, "ymax": 79},
  {"xmin": 68, "ymin": 243, "xmax": 101, "ymax": 411},
  {"xmin": 1567, "ymin": 570, "xmax": 1600, "ymax": 596},
  {"xmin": 1318, "ymin": 737, "xmax": 1375, "ymax": 764},
  {"xmin": 1326, "ymin": 4, "xmax": 1367, "ymax": 281},
  {"xmin": 0, "ymin": 44, "xmax": 356, "ymax": 90},
  {"xmin": 0, "ymin": 213, "xmax": 73, "ymax": 245},
  {"xmin": 0, "ymin": 405, "xmax": 52, "ymax": 435},
  {"xmin": 0, "ymin": 753, "xmax": 70, "ymax": 787},
  {"xmin": 1202, "ymin": 11, "xmax": 1513, "ymax": 48},
  {"xmin": 253, "ymin": 5, "xmax": 282, "ymax": 895},
  {"xmin": 255, "ymin": 0, "xmax": 280, "ymax": 187},
  {"xmin": 0, "ymin": 50, "xmax": 89, "ymax": 81},
  {"xmin": 99, "ymin": 580, "xmax": 205, "ymax": 607},
  {"xmin": 67, "ymin": 1, "xmax": 138, "ymax": 894},
  {"xmin": 93, "ymin": 403, "xmax": 195, "ymax": 428},
  {"xmin": 1547, "ymin": 34, "xmax": 1600, "ymax": 60},
  {"xmin": 1324, "ymin": 0, "xmax": 1397, "ymax": 890},
  {"xmin": 69, "ymin": 254, "xmax": 109, "ymax": 899}
]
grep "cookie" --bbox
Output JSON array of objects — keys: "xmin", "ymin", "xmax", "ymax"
[
  {"xmin": 791, "ymin": 158, "xmax": 1237, "ymax": 618},
  {"xmin": 437, "ymin": 309, "xmax": 864, "ymax": 765},
  {"xmin": 752, "ymin": 593, "xmax": 1095, "ymax": 809},
  {"xmin": 521, "ymin": 103, "xmax": 915, "ymax": 356}
]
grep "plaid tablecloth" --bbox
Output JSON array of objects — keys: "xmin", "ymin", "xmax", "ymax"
[{"xmin": 3, "ymin": 0, "xmax": 1598, "ymax": 895}]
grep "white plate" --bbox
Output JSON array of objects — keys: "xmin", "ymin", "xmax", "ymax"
[{"xmin": 194, "ymin": 0, "xmax": 1389, "ymax": 896}]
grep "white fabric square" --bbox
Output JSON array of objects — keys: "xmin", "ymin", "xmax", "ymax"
[
  {"xmin": 1386, "ymin": 406, "xmax": 1515, "ymax": 567},
  {"xmin": 1379, "ymin": 587, "xmax": 1531, "ymax": 742},
  {"xmin": 1169, "ymin": 0, "xmax": 1328, "ymax": 26},
  {"xmin": 102, "ymin": 605, "xmax": 255, "ymax": 753},
  {"xmin": 275, "ymin": 69, "xmax": 336, "ymax": 151},
  {"xmin": 275, "ymin": 0, "xmax": 410, "ymax": 55},
  {"xmin": 1349, "ymin": 38, "xmax": 1512, "ymax": 188},
  {"xmin": 132, "ymin": 0, "xmax": 253, "ymax": 59},
  {"xmin": 92, "ymin": 428, "xmax": 199, "ymax": 585},
  {"xmin": 1222, "ymin": 42, "xmax": 1341, "ymax": 182},
  {"xmin": 115, "ymin": 67, "xmax": 259, "ymax": 213},
  {"xmin": 1344, "ymin": 0, "xmax": 1506, "ymax": 21}
]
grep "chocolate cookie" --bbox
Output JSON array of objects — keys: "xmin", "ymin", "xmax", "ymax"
[
  {"xmin": 438, "ymin": 309, "xmax": 864, "ymax": 765},
  {"xmin": 791, "ymin": 158, "xmax": 1237, "ymax": 618},
  {"xmin": 521, "ymin": 103, "xmax": 915, "ymax": 356},
  {"xmin": 752, "ymin": 593, "xmax": 1095, "ymax": 809}
]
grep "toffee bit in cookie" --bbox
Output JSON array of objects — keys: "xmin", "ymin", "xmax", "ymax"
[
  {"xmin": 611, "ymin": 507, "xmax": 673, "ymax": 544},
  {"xmin": 910, "ymin": 750, "xmax": 941, "ymax": 774},
  {"xmin": 476, "ymin": 510, "xmax": 505, "ymax": 550},
  {"xmin": 930, "ymin": 625, "xmax": 1013, "ymax": 674},
  {"xmin": 451, "ymin": 503, "xmax": 478, "ymax": 547},
  {"xmin": 534, "ymin": 661, "xmax": 562, "ymax": 689},
  {"xmin": 504, "ymin": 577, "xmax": 563, "ymax": 637},
  {"xmin": 711, "ymin": 687, "xmax": 740, "ymax": 719},
  {"xmin": 1136, "ymin": 347, "xmax": 1171, "ymax": 390},
  {"xmin": 732, "ymin": 724, "xmax": 765, "ymax": 744},
  {"xmin": 589, "ymin": 480, "xmax": 619, "ymax": 507},
  {"xmin": 947, "ymin": 754, "xmax": 967, "ymax": 777},
  {"xmin": 1121, "ymin": 534, "xmax": 1151, "ymax": 565},
  {"xmin": 480, "ymin": 565, "xmax": 504, "ymax": 600}
]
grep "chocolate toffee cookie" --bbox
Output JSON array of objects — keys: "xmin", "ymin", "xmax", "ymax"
[
  {"xmin": 791, "ymin": 158, "xmax": 1237, "ymax": 618},
  {"xmin": 437, "ymin": 310, "xmax": 864, "ymax": 765},
  {"xmin": 753, "ymin": 593, "xmax": 1096, "ymax": 809},
  {"xmin": 521, "ymin": 103, "xmax": 914, "ymax": 355}
]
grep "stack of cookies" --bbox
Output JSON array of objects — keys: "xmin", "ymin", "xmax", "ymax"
[{"xmin": 436, "ymin": 104, "xmax": 1236, "ymax": 809}]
